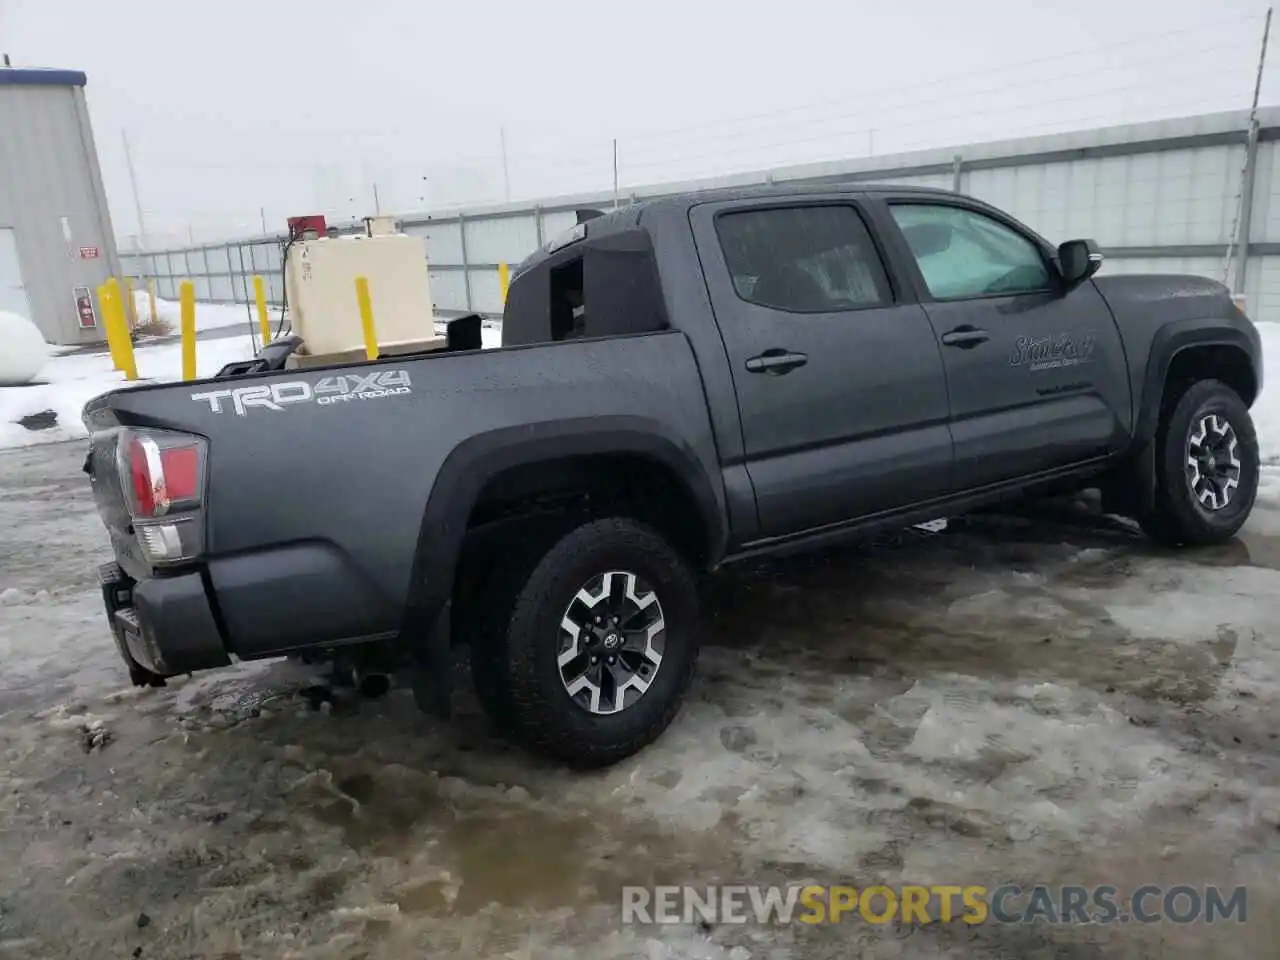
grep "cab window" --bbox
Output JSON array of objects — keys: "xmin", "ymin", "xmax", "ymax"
[{"xmin": 890, "ymin": 203, "xmax": 1052, "ymax": 300}]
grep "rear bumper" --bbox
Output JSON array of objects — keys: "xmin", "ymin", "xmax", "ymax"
[
  {"xmin": 97, "ymin": 541, "xmax": 400, "ymax": 680},
  {"xmin": 99, "ymin": 562, "xmax": 231, "ymax": 677}
]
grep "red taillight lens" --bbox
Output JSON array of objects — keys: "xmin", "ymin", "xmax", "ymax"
[{"xmin": 121, "ymin": 431, "xmax": 206, "ymax": 518}]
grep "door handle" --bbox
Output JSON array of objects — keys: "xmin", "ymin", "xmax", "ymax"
[
  {"xmin": 940, "ymin": 326, "xmax": 990, "ymax": 349},
  {"xmin": 745, "ymin": 349, "xmax": 809, "ymax": 374}
]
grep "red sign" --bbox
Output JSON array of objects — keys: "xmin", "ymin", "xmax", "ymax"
[
  {"xmin": 78, "ymin": 246, "xmax": 100, "ymax": 259},
  {"xmin": 73, "ymin": 285, "xmax": 97, "ymax": 329}
]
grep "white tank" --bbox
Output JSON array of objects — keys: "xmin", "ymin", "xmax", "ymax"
[
  {"xmin": 0, "ymin": 309, "xmax": 49, "ymax": 385},
  {"xmin": 285, "ymin": 222, "xmax": 436, "ymax": 358}
]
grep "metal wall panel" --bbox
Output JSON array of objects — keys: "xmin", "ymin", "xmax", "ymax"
[
  {"xmin": 882, "ymin": 172, "xmax": 954, "ymax": 190},
  {"xmin": 188, "ymin": 248, "xmax": 209, "ymax": 273},
  {"xmin": 405, "ymin": 221, "xmax": 464, "ymax": 263},
  {"xmin": 1250, "ymin": 142, "xmax": 1280, "ymax": 242},
  {"xmin": 469, "ymin": 268, "xmax": 504, "ymax": 315},
  {"xmin": 463, "ymin": 215, "xmax": 540, "ymax": 264},
  {"xmin": 428, "ymin": 270, "xmax": 467, "ymax": 312},
  {"xmin": 210, "ymin": 274, "xmax": 233, "ymax": 301},
  {"xmin": 1098, "ymin": 256, "xmax": 1223, "ymax": 277},
  {"xmin": 207, "ymin": 246, "xmax": 231, "ymax": 273},
  {"xmin": 966, "ymin": 147, "xmax": 1243, "ymax": 248},
  {"xmin": 1248, "ymin": 255, "xmax": 1280, "ymax": 322}
]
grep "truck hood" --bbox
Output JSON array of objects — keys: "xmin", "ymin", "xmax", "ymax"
[{"xmin": 1092, "ymin": 273, "xmax": 1236, "ymax": 320}]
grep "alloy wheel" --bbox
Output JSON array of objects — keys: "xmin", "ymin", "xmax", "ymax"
[
  {"xmin": 556, "ymin": 570, "xmax": 665, "ymax": 715},
  {"xmin": 1186, "ymin": 413, "xmax": 1242, "ymax": 511}
]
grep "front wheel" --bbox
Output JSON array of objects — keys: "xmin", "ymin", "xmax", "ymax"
[
  {"xmin": 488, "ymin": 517, "xmax": 700, "ymax": 768},
  {"xmin": 1139, "ymin": 378, "xmax": 1259, "ymax": 547}
]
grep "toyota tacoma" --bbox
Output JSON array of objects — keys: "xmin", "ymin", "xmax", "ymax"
[{"xmin": 83, "ymin": 185, "xmax": 1264, "ymax": 767}]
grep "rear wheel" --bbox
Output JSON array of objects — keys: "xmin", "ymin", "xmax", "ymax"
[
  {"xmin": 1139, "ymin": 378, "xmax": 1259, "ymax": 546},
  {"xmin": 474, "ymin": 517, "xmax": 699, "ymax": 768}
]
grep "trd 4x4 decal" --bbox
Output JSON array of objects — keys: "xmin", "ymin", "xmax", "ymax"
[{"xmin": 192, "ymin": 370, "xmax": 412, "ymax": 416}]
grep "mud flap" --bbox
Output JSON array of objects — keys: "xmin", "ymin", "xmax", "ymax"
[{"xmin": 410, "ymin": 600, "xmax": 452, "ymax": 719}]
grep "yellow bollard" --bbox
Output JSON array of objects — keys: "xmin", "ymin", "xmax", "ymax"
[
  {"xmin": 98, "ymin": 283, "xmax": 125, "ymax": 372},
  {"xmin": 123, "ymin": 277, "xmax": 137, "ymax": 328},
  {"xmin": 252, "ymin": 275, "xmax": 271, "ymax": 347},
  {"xmin": 498, "ymin": 262, "xmax": 510, "ymax": 305},
  {"xmin": 102, "ymin": 278, "xmax": 137, "ymax": 381},
  {"xmin": 147, "ymin": 278, "xmax": 158, "ymax": 324},
  {"xmin": 180, "ymin": 281, "xmax": 197, "ymax": 381},
  {"xmin": 355, "ymin": 276, "xmax": 378, "ymax": 361}
]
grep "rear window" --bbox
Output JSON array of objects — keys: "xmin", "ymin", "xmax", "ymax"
[{"xmin": 503, "ymin": 229, "xmax": 668, "ymax": 346}]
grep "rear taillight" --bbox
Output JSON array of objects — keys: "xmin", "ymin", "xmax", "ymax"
[{"xmin": 117, "ymin": 429, "xmax": 207, "ymax": 565}]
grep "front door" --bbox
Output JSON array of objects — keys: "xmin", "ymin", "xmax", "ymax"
[
  {"xmin": 690, "ymin": 199, "xmax": 953, "ymax": 538},
  {"xmin": 0, "ymin": 228, "xmax": 34, "ymax": 321},
  {"xmin": 881, "ymin": 200, "xmax": 1131, "ymax": 491}
]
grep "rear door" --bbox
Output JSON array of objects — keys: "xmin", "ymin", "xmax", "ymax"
[
  {"xmin": 0, "ymin": 228, "xmax": 34, "ymax": 321},
  {"xmin": 690, "ymin": 198, "xmax": 952, "ymax": 538},
  {"xmin": 878, "ymin": 198, "xmax": 1131, "ymax": 490}
]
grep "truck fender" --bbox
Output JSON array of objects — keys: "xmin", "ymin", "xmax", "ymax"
[
  {"xmin": 402, "ymin": 415, "xmax": 727, "ymax": 625},
  {"xmin": 1133, "ymin": 319, "xmax": 1259, "ymax": 444}
]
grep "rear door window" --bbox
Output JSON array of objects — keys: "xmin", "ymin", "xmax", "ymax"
[{"xmin": 715, "ymin": 205, "xmax": 892, "ymax": 314}]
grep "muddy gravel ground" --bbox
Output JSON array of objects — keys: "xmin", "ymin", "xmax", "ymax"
[{"xmin": 1, "ymin": 441, "xmax": 1278, "ymax": 959}]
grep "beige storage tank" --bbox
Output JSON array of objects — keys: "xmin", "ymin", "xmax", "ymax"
[{"xmin": 285, "ymin": 218, "xmax": 438, "ymax": 358}]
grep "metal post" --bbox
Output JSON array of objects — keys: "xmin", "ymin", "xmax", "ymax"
[
  {"xmin": 1225, "ymin": 5, "xmax": 1271, "ymax": 291},
  {"xmin": 122, "ymin": 129, "xmax": 149, "ymax": 250},
  {"xmin": 458, "ymin": 214, "xmax": 473, "ymax": 312},
  {"xmin": 952, "ymin": 154, "xmax": 964, "ymax": 194},
  {"xmin": 1235, "ymin": 123, "xmax": 1261, "ymax": 295},
  {"xmin": 534, "ymin": 206, "xmax": 545, "ymax": 247},
  {"xmin": 612, "ymin": 138, "xmax": 620, "ymax": 210}
]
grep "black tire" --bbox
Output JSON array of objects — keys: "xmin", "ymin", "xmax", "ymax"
[
  {"xmin": 464, "ymin": 523, "xmax": 566, "ymax": 735},
  {"xmin": 1139, "ymin": 378, "xmax": 1259, "ymax": 547},
  {"xmin": 487, "ymin": 517, "xmax": 700, "ymax": 768}
]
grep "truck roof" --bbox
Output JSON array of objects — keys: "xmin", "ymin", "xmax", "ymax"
[{"xmin": 519, "ymin": 182, "xmax": 961, "ymax": 273}]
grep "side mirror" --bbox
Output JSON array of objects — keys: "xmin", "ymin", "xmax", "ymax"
[{"xmin": 1058, "ymin": 239, "xmax": 1103, "ymax": 286}]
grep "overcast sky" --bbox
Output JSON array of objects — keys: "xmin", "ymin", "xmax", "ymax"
[{"xmin": 1, "ymin": 0, "xmax": 1274, "ymax": 246}]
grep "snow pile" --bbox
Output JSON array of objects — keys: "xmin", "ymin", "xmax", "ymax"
[
  {"xmin": 1252, "ymin": 320, "xmax": 1280, "ymax": 466},
  {"xmin": 131, "ymin": 291, "xmax": 266, "ymax": 334},
  {"xmin": 0, "ymin": 310, "xmax": 50, "ymax": 386},
  {"xmin": 0, "ymin": 337, "xmax": 256, "ymax": 449}
]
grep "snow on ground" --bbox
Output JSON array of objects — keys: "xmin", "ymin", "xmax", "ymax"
[
  {"xmin": 132, "ymin": 291, "xmax": 265, "ymax": 333},
  {"xmin": 0, "ymin": 306, "xmax": 503, "ymax": 451},
  {"xmin": 0, "ymin": 337, "xmax": 256, "ymax": 450}
]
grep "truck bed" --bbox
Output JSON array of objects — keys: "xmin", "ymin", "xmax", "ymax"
[{"xmin": 82, "ymin": 331, "xmax": 723, "ymax": 660}]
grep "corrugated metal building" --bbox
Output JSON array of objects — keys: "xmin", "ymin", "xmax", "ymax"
[{"xmin": 0, "ymin": 67, "xmax": 121, "ymax": 345}]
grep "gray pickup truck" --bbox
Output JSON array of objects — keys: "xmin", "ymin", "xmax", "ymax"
[{"xmin": 83, "ymin": 184, "xmax": 1263, "ymax": 767}]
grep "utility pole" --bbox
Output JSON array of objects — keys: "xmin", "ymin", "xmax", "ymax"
[
  {"xmin": 1224, "ymin": 5, "xmax": 1272, "ymax": 289},
  {"xmin": 122, "ymin": 129, "xmax": 149, "ymax": 250},
  {"xmin": 500, "ymin": 127, "xmax": 511, "ymax": 202},
  {"xmin": 259, "ymin": 207, "xmax": 268, "ymax": 234},
  {"xmin": 2, "ymin": 55, "xmax": 11, "ymax": 67},
  {"xmin": 373, "ymin": 182, "xmax": 382, "ymax": 215},
  {"xmin": 612, "ymin": 138, "xmax": 619, "ymax": 210}
]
